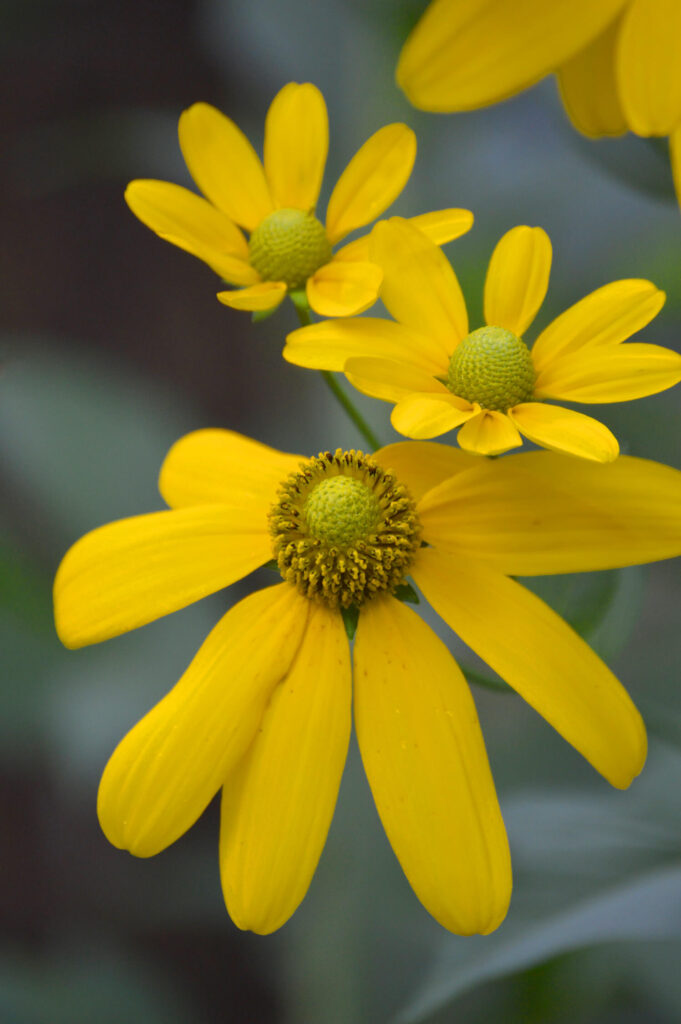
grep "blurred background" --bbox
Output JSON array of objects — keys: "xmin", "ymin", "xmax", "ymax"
[{"xmin": 2, "ymin": 1, "xmax": 681, "ymax": 1021}]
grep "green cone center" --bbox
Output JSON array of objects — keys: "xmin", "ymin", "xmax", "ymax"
[
  {"xmin": 304, "ymin": 476, "xmax": 381, "ymax": 547},
  {"xmin": 447, "ymin": 326, "xmax": 536, "ymax": 412},
  {"xmin": 249, "ymin": 208, "xmax": 332, "ymax": 289}
]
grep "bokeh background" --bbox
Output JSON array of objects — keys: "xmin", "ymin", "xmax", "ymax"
[{"xmin": 2, "ymin": 1, "xmax": 681, "ymax": 1021}]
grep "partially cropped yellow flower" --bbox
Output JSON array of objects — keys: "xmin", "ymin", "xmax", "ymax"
[
  {"xmin": 285, "ymin": 219, "xmax": 681, "ymax": 460},
  {"xmin": 125, "ymin": 82, "xmax": 473, "ymax": 318},
  {"xmin": 397, "ymin": 0, "xmax": 681, "ymax": 206},
  {"xmin": 54, "ymin": 429, "xmax": 681, "ymax": 934}
]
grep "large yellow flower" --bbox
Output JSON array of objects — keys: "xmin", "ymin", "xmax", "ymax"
[
  {"xmin": 54, "ymin": 428, "xmax": 681, "ymax": 935},
  {"xmin": 397, "ymin": 0, "xmax": 681, "ymax": 205},
  {"xmin": 125, "ymin": 82, "xmax": 473, "ymax": 318},
  {"xmin": 285, "ymin": 218, "xmax": 681, "ymax": 460}
]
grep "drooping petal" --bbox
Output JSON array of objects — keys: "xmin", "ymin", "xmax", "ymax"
[
  {"xmin": 370, "ymin": 218, "xmax": 468, "ymax": 351},
  {"xmin": 97, "ymin": 584, "xmax": 310, "ymax": 857},
  {"xmin": 178, "ymin": 103, "xmax": 274, "ymax": 231},
  {"xmin": 534, "ymin": 343, "xmax": 681, "ymax": 402},
  {"xmin": 219, "ymin": 603, "xmax": 350, "ymax": 934},
  {"xmin": 159, "ymin": 428, "xmax": 302, "ymax": 510},
  {"xmin": 333, "ymin": 207, "xmax": 474, "ymax": 263},
  {"xmin": 284, "ymin": 318, "xmax": 447, "ymax": 374},
  {"xmin": 396, "ymin": 0, "xmax": 626, "ymax": 112},
  {"xmin": 617, "ymin": 0, "xmax": 681, "ymax": 136},
  {"xmin": 306, "ymin": 259, "xmax": 382, "ymax": 317},
  {"xmin": 217, "ymin": 281, "xmax": 287, "ymax": 312},
  {"xmin": 416, "ymin": 451, "xmax": 681, "ymax": 575},
  {"xmin": 413, "ymin": 549, "xmax": 646, "ymax": 789},
  {"xmin": 483, "ymin": 226, "xmax": 552, "ymax": 336},
  {"xmin": 325, "ymin": 124, "xmax": 416, "ymax": 244},
  {"xmin": 508, "ymin": 403, "xmax": 619, "ymax": 462},
  {"xmin": 345, "ymin": 356, "xmax": 446, "ymax": 403},
  {"xmin": 557, "ymin": 14, "xmax": 628, "ymax": 137},
  {"xmin": 263, "ymin": 82, "xmax": 328, "ymax": 211},
  {"xmin": 54, "ymin": 506, "xmax": 272, "ymax": 648},
  {"xmin": 373, "ymin": 440, "xmax": 480, "ymax": 502},
  {"xmin": 531, "ymin": 280, "xmax": 665, "ymax": 372},
  {"xmin": 456, "ymin": 410, "xmax": 523, "ymax": 455},
  {"xmin": 391, "ymin": 392, "xmax": 477, "ymax": 439},
  {"xmin": 355, "ymin": 595, "xmax": 510, "ymax": 934}
]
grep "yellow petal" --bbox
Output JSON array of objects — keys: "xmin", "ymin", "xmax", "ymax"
[
  {"xmin": 284, "ymin": 317, "xmax": 447, "ymax": 374},
  {"xmin": 325, "ymin": 124, "xmax": 416, "ymax": 244},
  {"xmin": 416, "ymin": 451, "xmax": 681, "ymax": 575},
  {"xmin": 535, "ymin": 343, "xmax": 681, "ymax": 402},
  {"xmin": 178, "ymin": 102, "xmax": 274, "ymax": 231},
  {"xmin": 354, "ymin": 595, "xmax": 511, "ymax": 935},
  {"xmin": 344, "ymin": 356, "xmax": 445, "ymax": 403},
  {"xmin": 531, "ymin": 280, "xmax": 665, "ymax": 373},
  {"xmin": 456, "ymin": 410, "xmax": 523, "ymax": 455},
  {"xmin": 159, "ymin": 428, "xmax": 302, "ymax": 509},
  {"xmin": 332, "ymin": 207, "xmax": 474, "ymax": 263},
  {"xmin": 617, "ymin": 0, "xmax": 681, "ymax": 136},
  {"xmin": 306, "ymin": 259, "xmax": 382, "ymax": 317},
  {"xmin": 54, "ymin": 506, "xmax": 272, "ymax": 648},
  {"xmin": 370, "ymin": 217, "xmax": 468, "ymax": 352},
  {"xmin": 373, "ymin": 441, "xmax": 481, "ymax": 502},
  {"xmin": 509, "ymin": 402, "xmax": 619, "ymax": 462},
  {"xmin": 671, "ymin": 123, "xmax": 681, "ymax": 207},
  {"xmin": 220, "ymin": 603, "xmax": 350, "ymax": 934},
  {"xmin": 483, "ymin": 226, "xmax": 552, "ymax": 336},
  {"xmin": 263, "ymin": 82, "xmax": 328, "ymax": 211},
  {"xmin": 97, "ymin": 584, "xmax": 310, "ymax": 856},
  {"xmin": 413, "ymin": 549, "xmax": 646, "ymax": 789},
  {"xmin": 557, "ymin": 14, "xmax": 628, "ymax": 137},
  {"xmin": 217, "ymin": 281, "xmax": 287, "ymax": 312},
  {"xmin": 391, "ymin": 392, "xmax": 477, "ymax": 439},
  {"xmin": 397, "ymin": 0, "xmax": 626, "ymax": 112}
]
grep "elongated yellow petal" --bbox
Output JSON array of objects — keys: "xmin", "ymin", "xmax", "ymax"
[
  {"xmin": 484, "ymin": 226, "xmax": 552, "ymax": 336},
  {"xmin": 534, "ymin": 343, "xmax": 681, "ymax": 402},
  {"xmin": 392, "ymin": 392, "xmax": 477, "ymax": 439},
  {"xmin": 97, "ymin": 584, "xmax": 310, "ymax": 857},
  {"xmin": 179, "ymin": 103, "xmax": 274, "ymax": 231},
  {"xmin": 617, "ymin": 0, "xmax": 681, "ymax": 136},
  {"xmin": 306, "ymin": 259, "xmax": 382, "ymax": 317},
  {"xmin": 54, "ymin": 506, "xmax": 272, "ymax": 648},
  {"xmin": 457, "ymin": 410, "xmax": 523, "ymax": 455},
  {"xmin": 414, "ymin": 549, "xmax": 646, "ymax": 789},
  {"xmin": 373, "ymin": 441, "xmax": 480, "ymax": 502},
  {"xmin": 284, "ymin": 318, "xmax": 447, "ymax": 374},
  {"xmin": 159, "ymin": 428, "xmax": 301, "ymax": 510},
  {"xmin": 354, "ymin": 595, "xmax": 511, "ymax": 935},
  {"xmin": 325, "ymin": 124, "xmax": 416, "ymax": 244},
  {"xmin": 397, "ymin": 0, "xmax": 626, "ymax": 112},
  {"xmin": 344, "ymin": 357, "xmax": 446, "ymax": 404},
  {"xmin": 220, "ymin": 603, "xmax": 350, "ymax": 934},
  {"xmin": 417, "ymin": 451, "xmax": 681, "ymax": 575},
  {"xmin": 217, "ymin": 281, "xmax": 287, "ymax": 312},
  {"xmin": 508, "ymin": 402, "xmax": 619, "ymax": 462},
  {"xmin": 370, "ymin": 218, "xmax": 468, "ymax": 351},
  {"xmin": 531, "ymin": 280, "xmax": 665, "ymax": 372},
  {"xmin": 557, "ymin": 14, "xmax": 628, "ymax": 137},
  {"xmin": 333, "ymin": 208, "xmax": 474, "ymax": 263},
  {"xmin": 263, "ymin": 82, "xmax": 328, "ymax": 211}
]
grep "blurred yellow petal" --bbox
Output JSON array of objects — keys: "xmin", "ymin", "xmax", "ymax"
[
  {"xmin": 531, "ymin": 280, "xmax": 665, "ymax": 372},
  {"xmin": 284, "ymin": 318, "xmax": 447, "ymax": 374},
  {"xmin": 373, "ymin": 441, "xmax": 480, "ymax": 502},
  {"xmin": 97, "ymin": 584, "xmax": 310, "ymax": 857},
  {"xmin": 617, "ymin": 0, "xmax": 681, "ymax": 136},
  {"xmin": 671, "ymin": 123, "xmax": 681, "ymax": 206},
  {"xmin": 414, "ymin": 550, "xmax": 646, "ymax": 789},
  {"xmin": 54, "ymin": 507, "xmax": 273, "ymax": 648},
  {"xmin": 263, "ymin": 82, "xmax": 328, "ymax": 210},
  {"xmin": 354, "ymin": 595, "xmax": 511, "ymax": 935},
  {"xmin": 535, "ymin": 343, "xmax": 681, "ymax": 402},
  {"xmin": 370, "ymin": 218, "xmax": 468, "ymax": 350},
  {"xmin": 220, "ymin": 603, "xmax": 350, "ymax": 934},
  {"xmin": 344, "ymin": 356, "xmax": 446, "ymax": 403},
  {"xmin": 307, "ymin": 259, "xmax": 382, "ymax": 317},
  {"xmin": 325, "ymin": 124, "xmax": 416, "ymax": 244},
  {"xmin": 392, "ymin": 392, "xmax": 477, "ymax": 439},
  {"xmin": 179, "ymin": 102, "xmax": 274, "ymax": 231},
  {"xmin": 484, "ymin": 226, "xmax": 552, "ymax": 336},
  {"xmin": 417, "ymin": 451, "xmax": 681, "ymax": 575},
  {"xmin": 457, "ymin": 410, "xmax": 523, "ymax": 455},
  {"xmin": 557, "ymin": 14, "xmax": 628, "ymax": 137},
  {"xmin": 397, "ymin": 0, "xmax": 626, "ymax": 112},
  {"xmin": 332, "ymin": 207, "xmax": 474, "ymax": 264},
  {"xmin": 217, "ymin": 281, "xmax": 287, "ymax": 312},
  {"xmin": 159, "ymin": 428, "xmax": 301, "ymax": 510},
  {"xmin": 509, "ymin": 403, "xmax": 619, "ymax": 462}
]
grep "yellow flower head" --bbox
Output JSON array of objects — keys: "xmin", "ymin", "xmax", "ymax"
[
  {"xmin": 54, "ymin": 429, "xmax": 681, "ymax": 935},
  {"xmin": 285, "ymin": 218, "xmax": 681, "ymax": 460},
  {"xmin": 125, "ymin": 82, "xmax": 473, "ymax": 318}
]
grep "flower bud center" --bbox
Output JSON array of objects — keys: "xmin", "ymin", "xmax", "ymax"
[
  {"xmin": 249, "ymin": 208, "xmax": 332, "ymax": 289},
  {"xmin": 447, "ymin": 326, "xmax": 536, "ymax": 412},
  {"xmin": 304, "ymin": 476, "xmax": 381, "ymax": 547}
]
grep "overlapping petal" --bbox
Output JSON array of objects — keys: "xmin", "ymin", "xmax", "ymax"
[
  {"xmin": 508, "ymin": 403, "xmax": 619, "ymax": 462},
  {"xmin": 483, "ymin": 226, "xmax": 552, "ymax": 336},
  {"xmin": 557, "ymin": 15, "xmax": 628, "ymax": 137},
  {"xmin": 534, "ymin": 343, "xmax": 681, "ymax": 402},
  {"xmin": 616, "ymin": 0, "xmax": 681, "ymax": 136},
  {"xmin": 344, "ymin": 357, "xmax": 446, "ymax": 404},
  {"xmin": 263, "ymin": 82, "xmax": 328, "ymax": 211},
  {"xmin": 217, "ymin": 281, "xmax": 287, "ymax": 312},
  {"xmin": 391, "ymin": 392, "xmax": 477, "ymax": 439},
  {"xmin": 284, "ymin": 318, "xmax": 447, "ymax": 374},
  {"xmin": 307, "ymin": 259, "xmax": 382, "ymax": 317},
  {"xmin": 456, "ymin": 410, "xmax": 523, "ymax": 455},
  {"xmin": 333, "ymin": 207, "xmax": 473, "ymax": 263},
  {"xmin": 373, "ymin": 440, "xmax": 480, "ymax": 502}
]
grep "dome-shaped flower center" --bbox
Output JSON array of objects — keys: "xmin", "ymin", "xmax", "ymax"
[
  {"xmin": 249, "ymin": 208, "xmax": 332, "ymax": 289},
  {"xmin": 447, "ymin": 326, "xmax": 536, "ymax": 412},
  {"xmin": 269, "ymin": 450, "xmax": 421, "ymax": 608}
]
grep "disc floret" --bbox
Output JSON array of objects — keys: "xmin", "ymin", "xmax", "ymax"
[
  {"xmin": 448, "ymin": 326, "xmax": 536, "ymax": 412},
  {"xmin": 249, "ymin": 208, "xmax": 332, "ymax": 289}
]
